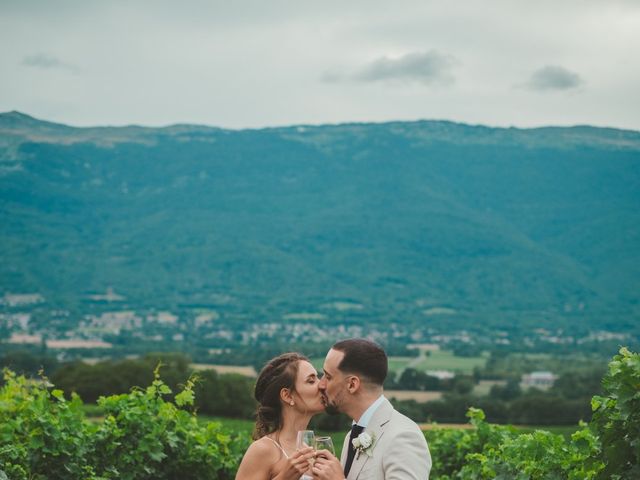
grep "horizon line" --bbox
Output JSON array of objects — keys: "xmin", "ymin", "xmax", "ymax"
[{"xmin": 2, "ymin": 109, "xmax": 639, "ymax": 135}]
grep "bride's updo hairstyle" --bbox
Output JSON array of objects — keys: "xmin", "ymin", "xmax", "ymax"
[{"xmin": 253, "ymin": 352, "xmax": 308, "ymax": 440}]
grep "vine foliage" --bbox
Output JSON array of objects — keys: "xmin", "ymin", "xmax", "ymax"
[
  {"xmin": 0, "ymin": 367, "xmax": 249, "ymax": 480},
  {"xmin": 427, "ymin": 347, "xmax": 639, "ymax": 479},
  {"xmin": 1, "ymin": 348, "xmax": 638, "ymax": 479}
]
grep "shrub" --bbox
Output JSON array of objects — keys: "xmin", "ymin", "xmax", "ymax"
[
  {"xmin": 0, "ymin": 370, "xmax": 95, "ymax": 480},
  {"xmin": 590, "ymin": 347, "xmax": 640, "ymax": 479},
  {"xmin": 0, "ymin": 368, "xmax": 250, "ymax": 480},
  {"xmin": 1, "ymin": 347, "xmax": 638, "ymax": 479}
]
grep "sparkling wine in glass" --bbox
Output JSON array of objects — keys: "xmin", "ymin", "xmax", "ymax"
[
  {"xmin": 315, "ymin": 436, "xmax": 336, "ymax": 456},
  {"xmin": 297, "ymin": 430, "xmax": 316, "ymax": 480},
  {"xmin": 296, "ymin": 430, "xmax": 315, "ymax": 450}
]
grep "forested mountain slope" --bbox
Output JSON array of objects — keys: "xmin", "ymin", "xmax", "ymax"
[{"xmin": 1, "ymin": 111, "xmax": 639, "ymax": 333}]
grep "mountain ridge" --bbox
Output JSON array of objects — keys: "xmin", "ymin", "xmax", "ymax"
[
  {"xmin": 1, "ymin": 112, "xmax": 639, "ymax": 338},
  {"xmin": 2, "ymin": 110, "xmax": 640, "ymax": 146}
]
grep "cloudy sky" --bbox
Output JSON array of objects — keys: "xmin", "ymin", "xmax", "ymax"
[{"xmin": 1, "ymin": 0, "xmax": 639, "ymax": 130}]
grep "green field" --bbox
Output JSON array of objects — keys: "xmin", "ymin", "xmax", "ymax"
[
  {"xmin": 202, "ymin": 416, "xmax": 254, "ymax": 431},
  {"xmin": 388, "ymin": 356, "xmax": 414, "ymax": 371},
  {"xmin": 309, "ymin": 358, "xmax": 326, "ymax": 371},
  {"xmin": 412, "ymin": 350, "xmax": 488, "ymax": 373},
  {"xmin": 312, "ymin": 350, "xmax": 487, "ymax": 376},
  {"xmin": 311, "ymin": 356, "xmax": 416, "ymax": 373},
  {"xmin": 386, "ymin": 350, "xmax": 488, "ymax": 375},
  {"xmin": 471, "ymin": 380, "xmax": 507, "ymax": 396}
]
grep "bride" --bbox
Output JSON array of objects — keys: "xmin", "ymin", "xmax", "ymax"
[{"xmin": 236, "ymin": 352, "xmax": 325, "ymax": 480}]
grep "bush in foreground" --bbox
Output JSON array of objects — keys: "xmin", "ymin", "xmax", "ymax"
[
  {"xmin": 428, "ymin": 408, "xmax": 603, "ymax": 479},
  {"xmin": 0, "ymin": 347, "xmax": 638, "ymax": 479},
  {"xmin": 427, "ymin": 347, "xmax": 639, "ymax": 479},
  {"xmin": 0, "ymin": 368, "xmax": 249, "ymax": 480}
]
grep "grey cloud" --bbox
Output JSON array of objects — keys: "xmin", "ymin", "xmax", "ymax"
[
  {"xmin": 525, "ymin": 65, "xmax": 583, "ymax": 91},
  {"xmin": 356, "ymin": 50, "xmax": 456, "ymax": 85},
  {"xmin": 22, "ymin": 53, "xmax": 79, "ymax": 73},
  {"xmin": 326, "ymin": 50, "xmax": 456, "ymax": 86}
]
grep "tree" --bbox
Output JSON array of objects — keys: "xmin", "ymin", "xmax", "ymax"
[
  {"xmin": 0, "ymin": 350, "xmax": 59, "ymax": 377},
  {"xmin": 451, "ymin": 375, "xmax": 474, "ymax": 395},
  {"xmin": 396, "ymin": 368, "xmax": 441, "ymax": 391},
  {"xmin": 194, "ymin": 370, "xmax": 255, "ymax": 418},
  {"xmin": 489, "ymin": 378, "xmax": 521, "ymax": 401},
  {"xmin": 551, "ymin": 368, "xmax": 605, "ymax": 400}
]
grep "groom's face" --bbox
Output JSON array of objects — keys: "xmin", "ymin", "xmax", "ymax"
[{"xmin": 319, "ymin": 348, "xmax": 349, "ymax": 415}]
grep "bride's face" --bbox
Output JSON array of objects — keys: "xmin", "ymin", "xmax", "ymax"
[{"xmin": 292, "ymin": 360, "xmax": 324, "ymax": 414}]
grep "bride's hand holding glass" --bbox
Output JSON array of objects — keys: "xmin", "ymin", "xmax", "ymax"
[{"xmin": 281, "ymin": 447, "xmax": 315, "ymax": 480}]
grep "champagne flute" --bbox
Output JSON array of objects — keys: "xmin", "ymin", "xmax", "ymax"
[
  {"xmin": 297, "ymin": 430, "xmax": 316, "ymax": 480},
  {"xmin": 296, "ymin": 430, "xmax": 315, "ymax": 450},
  {"xmin": 315, "ymin": 436, "xmax": 336, "ymax": 456}
]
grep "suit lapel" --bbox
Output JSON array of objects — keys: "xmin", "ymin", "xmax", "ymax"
[
  {"xmin": 340, "ymin": 431, "xmax": 350, "ymax": 465},
  {"xmin": 348, "ymin": 398, "xmax": 393, "ymax": 480}
]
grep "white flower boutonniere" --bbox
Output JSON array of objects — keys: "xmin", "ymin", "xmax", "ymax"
[{"xmin": 352, "ymin": 431, "xmax": 376, "ymax": 459}]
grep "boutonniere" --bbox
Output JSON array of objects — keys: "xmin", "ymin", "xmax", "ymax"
[{"xmin": 352, "ymin": 431, "xmax": 376, "ymax": 459}]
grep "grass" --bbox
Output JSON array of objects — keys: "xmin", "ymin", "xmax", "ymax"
[
  {"xmin": 472, "ymin": 380, "xmax": 507, "ymax": 396},
  {"xmin": 388, "ymin": 356, "xmax": 414, "ymax": 371},
  {"xmin": 201, "ymin": 415, "xmax": 254, "ymax": 431},
  {"xmin": 412, "ymin": 350, "xmax": 487, "ymax": 374}
]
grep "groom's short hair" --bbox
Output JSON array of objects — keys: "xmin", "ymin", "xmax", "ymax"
[{"xmin": 332, "ymin": 338, "xmax": 388, "ymax": 386}]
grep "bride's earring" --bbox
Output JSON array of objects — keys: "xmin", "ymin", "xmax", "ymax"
[{"xmin": 290, "ymin": 401, "xmax": 295, "ymax": 406}]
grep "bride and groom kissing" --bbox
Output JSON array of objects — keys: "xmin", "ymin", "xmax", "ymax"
[{"xmin": 236, "ymin": 338, "xmax": 432, "ymax": 480}]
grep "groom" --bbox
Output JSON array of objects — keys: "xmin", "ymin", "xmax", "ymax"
[{"xmin": 313, "ymin": 338, "xmax": 431, "ymax": 479}]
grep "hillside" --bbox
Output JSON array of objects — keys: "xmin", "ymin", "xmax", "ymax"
[{"xmin": 1, "ymin": 111, "xmax": 639, "ymax": 337}]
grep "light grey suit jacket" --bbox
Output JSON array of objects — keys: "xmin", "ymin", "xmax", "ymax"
[{"xmin": 340, "ymin": 398, "xmax": 431, "ymax": 480}]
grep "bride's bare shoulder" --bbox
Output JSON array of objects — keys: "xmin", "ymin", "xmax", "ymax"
[
  {"xmin": 247, "ymin": 436, "xmax": 282, "ymax": 458},
  {"xmin": 236, "ymin": 437, "xmax": 282, "ymax": 479}
]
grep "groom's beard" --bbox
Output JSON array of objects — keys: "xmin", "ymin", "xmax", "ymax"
[{"xmin": 322, "ymin": 394, "xmax": 340, "ymax": 415}]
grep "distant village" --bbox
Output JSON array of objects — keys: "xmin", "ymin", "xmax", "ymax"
[{"xmin": 1, "ymin": 290, "xmax": 631, "ymax": 393}]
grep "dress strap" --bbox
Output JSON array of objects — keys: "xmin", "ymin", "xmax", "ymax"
[{"xmin": 265, "ymin": 436, "xmax": 290, "ymax": 459}]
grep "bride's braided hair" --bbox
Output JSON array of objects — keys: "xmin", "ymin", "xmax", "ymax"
[{"xmin": 253, "ymin": 352, "xmax": 308, "ymax": 440}]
